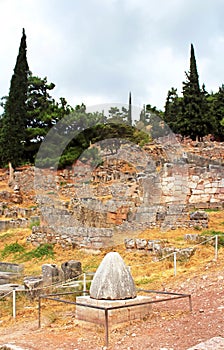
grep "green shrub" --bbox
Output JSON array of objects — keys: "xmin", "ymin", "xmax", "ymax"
[
  {"xmin": 1, "ymin": 242, "xmax": 25, "ymax": 258},
  {"xmin": 22, "ymin": 243, "xmax": 54, "ymax": 260},
  {"xmin": 201, "ymin": 230, "xmax": 224, "ymax": 247}
]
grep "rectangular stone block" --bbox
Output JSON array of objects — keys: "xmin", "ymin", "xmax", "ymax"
[
  {"xmin": 76, "ymin": 296, "xmax": 152, "ymax": 325},
  {"xmin": 191, "ymin": 189, "xmax": 204, "ymax": 195}
]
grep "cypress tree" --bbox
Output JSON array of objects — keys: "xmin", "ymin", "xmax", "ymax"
[
  {"xmin": 0, "ymin": 28, "xmax": 29, "ymax": 167},
  {"xmin": 128, "ymin": 91, "xmax": 132, "ymax": 126},
  {"xmin": 181, "ymin": 44, "xmax": 206, "ymax": 140}
]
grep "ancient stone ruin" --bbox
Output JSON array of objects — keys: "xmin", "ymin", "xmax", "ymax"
[
  {"xmin": 124, "ymin": 238, "xmax": 196, "ymax": 261},
  {"xmin": 0, "ymin": 262, "xmax": 24, "ymax": 290},
  {"xmin": 0, "ymin": 139, "xmax": 223, "ymax": 250},
  {"xmin": 0, "ymin": 260, "xmax": 82, "ymax": 298},
  {"xmin": 76, "ymin": 252, "xmax": 151, "ymax": 325}
]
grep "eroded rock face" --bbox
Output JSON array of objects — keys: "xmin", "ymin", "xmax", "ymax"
[{"xmin": 90, "ymin": 252, "xmax": 136, "ymax": 300}]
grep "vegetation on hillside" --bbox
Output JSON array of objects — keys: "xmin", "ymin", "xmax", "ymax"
[
  {"xmin": 0, "ymin": 31, "xmax": 224, "ymax": 169},
  {"xmin": 0, "ymin": 210, "xmax": 223, "ymax": 281}
]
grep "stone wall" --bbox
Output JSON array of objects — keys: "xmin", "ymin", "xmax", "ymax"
[
  {"xmin": 11, "ymin": 144, "xmax": 224, "ymax": 212},
  {"xmin": 124, "ymin": 238, "xmax": 196, "ymax": 261},
  {"xmin": 187, "ymin": 164, "xmax": 224, "ymax": 209},
  {"xmin": 3, "ymin": 140, "xmax": 223, "ymax": 248},
  {"xmin": 0, "ymin": 218, "xmax": 29, "ymax": 231},
  {"xmin": 28, "ymin": 225, "xmax": 114, "ymax": 249}
]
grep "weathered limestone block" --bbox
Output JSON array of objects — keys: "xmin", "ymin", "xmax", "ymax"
[
  {"xmin": 160, "ymin": 247, "xmax": 175, "ymax": 258},
  {"xmin": 24, "ymin": 276, "xmax": 43, "ymax": 299},
  {"xmin": 90, "ymin": 252, "xmax": 136, "ymax": 300},
  {"xmin": 0, "ymin": 272, "xmax": 20, "ymax": 285},
  {"xmin": 190, "ymin": 211, "xmax": 208, "ymax": 221},
  {"xmin": 124, "ymin": 238, "xmax": 136, "ymax": 249},
  {"xmin": 184, "ymin": 233, "xmax": 200, "ymax": 241},
  {"xmin": 159, "ymin": 247, "xmax": 196, "ymax": 261},
  {"xmin": 61, "ymin": 260, "xmax": 82, "ymax": 280},
  {"xmin": 42, "ymin": 264, "xmax": 62, "ymax": 286},
  {"xmin": 0, "ymin": 262, "xmax": 24, "ymax": 273},
  {"xmin": 24, "ymin": 276, "xmax": 43, "ymax": 290},
  {"xmin": 135, "ymin": 238, "xmax": 147, "ymax": 249},
  {"xmin": 11, "ymin": 184, "xmax": 22, "ymax": 201},
  {"xmin": 152, "ymin": 243, "xmax": 162, "ymax": 252},
  {"xmin": 175, "ymin": 247, "xmax": 196, "ymax": 260},
  {"xmin": 147, "ymin": 240, "xmax": 161, "ymax": 251}
]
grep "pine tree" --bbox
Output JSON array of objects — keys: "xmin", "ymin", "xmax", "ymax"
[
  {"xmin": 208, "ymin": 85, "xmax": 224, "ymax": 140},
  {"xmin": 24, "ymin": 75, "xmax": 73, "ymax": 163},
  {"xmin": 0, "ymin": 28, "xmax": 29, "ymax": 167},
  {"xmin": 181, "ymin": 44, "xmax": 207, "ymax": 140},
  {"xmin": 164, "ymin": 87, "xmax": 182, "ymax": 134}
]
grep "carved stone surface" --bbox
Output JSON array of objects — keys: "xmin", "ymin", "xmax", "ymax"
[{"xmin": 90, "ymin": 252, "xmax": 136, "ymax": 300}]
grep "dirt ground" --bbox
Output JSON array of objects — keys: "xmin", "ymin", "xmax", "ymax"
[{"xmin": 0, "ymin": 258, "xmax": 223, "ymax": 350}]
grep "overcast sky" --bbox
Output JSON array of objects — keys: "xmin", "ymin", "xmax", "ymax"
[{"xmin": 1, "ymin": 0, "xmax": 224, "ymax": 111}]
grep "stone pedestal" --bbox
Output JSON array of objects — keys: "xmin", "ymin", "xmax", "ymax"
[{"xmin": 76, "ymin": 295, "xmax": 152, "ymax": 325}]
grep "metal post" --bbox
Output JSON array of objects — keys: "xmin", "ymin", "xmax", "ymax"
[
  {"xmin": 105, "ymin": 309, "xmax": 109, "ymax": 347},
  {"xmin": 173, "ymin": 252, "xmax": 177, "ymax": 276},
  {"xmin": 189, "ymin": 295, "xmax": 192, "ymax": 312},
  {"xmin": 38, "ymin": 297, "xmax": 41, "ymax": 328},
  {"xmin": 215, "ymin": 235, "xmax": 218, "ymax": 260},
  {"xmin": 12, "ymin": 288, "xmax": 16, "ymax": 319},
  {"xmin": 83, "ymin": 273, "xmax": 86, "ymax": 294}
]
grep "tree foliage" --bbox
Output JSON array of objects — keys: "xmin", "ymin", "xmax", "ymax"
[
  {"xmin": 164, "ymin": 87, "xmax": 182, "ymax": 133},
  {"xmin": 1, "ymin": 32, "xmax": 224, "ymax": 171},
  {"xmin": 25, "ymin": 75, "xmax": 73, "ymax": 163},
  {"xmin": 164, "ymin": 44, "xmax": 221, "ymax": 140},
  {"xmin": 180, "ymin": 44, "xmax": 205, "ymax": 139},
  {"xmin": 0, "ymin": 29, "xmax": 29, "ymax": 167}
]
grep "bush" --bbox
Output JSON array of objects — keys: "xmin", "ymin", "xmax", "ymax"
[
  {"xmin": 22, "ymin": 243, "xmax": 54, "ymax": 260},
  {"xmin": 1, "ymin": 242, "xmax": 25, "ymax": 258},
  {"xmin": 201, "ymin": 230, "xmax": 224, "ymax": 247}
]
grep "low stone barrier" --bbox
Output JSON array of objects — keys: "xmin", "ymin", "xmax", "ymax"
[
  {"xmin": 0, "ymin": 218, "xmax": 29, "ymax": 231},
  {"xmin": 124, "ymin": 238, "xmax": 196, "ymax": 261},
  {"xmin": 0, "ymin": 262, "xmax": 24, "ymax": 273},
  {"xmin": 28, "ymin": 225, "xmax": 114, "ymax": 249}
]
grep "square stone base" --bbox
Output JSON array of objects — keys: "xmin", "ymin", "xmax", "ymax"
[{"xmin": 76, "ymin": 295, "xmax": 152, "ymax": 325}]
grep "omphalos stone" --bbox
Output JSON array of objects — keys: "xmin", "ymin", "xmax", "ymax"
[{"xmin": 90, "ymin": 252, "xmax": 137, "ymax": 300}]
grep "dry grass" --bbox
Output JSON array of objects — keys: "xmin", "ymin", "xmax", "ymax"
[
  {"xmin": 0, "ymin": 210, "xmax": 223, "ymax": 325},
  {"xmin": 0, "ymin": 210, "xmax": 223, "ymax": 284}
]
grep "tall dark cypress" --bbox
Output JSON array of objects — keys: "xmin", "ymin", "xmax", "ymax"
[
  {"xmin": 0, "ymin": 28, "xmax": 29, "ymax": 167},
  {"xmin": 128, "ymin": 91, "xmax": 132, "ymax": 126},
  {"xmin": 181, "ymin": 44, "xmax": 206, "ymax": 140}
]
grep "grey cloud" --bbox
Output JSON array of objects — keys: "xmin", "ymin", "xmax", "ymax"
[{"xmin": 1, "ymin": 0, "xmax": 224, "ymax": 110}]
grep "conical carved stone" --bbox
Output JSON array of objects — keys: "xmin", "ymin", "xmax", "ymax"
[{"xmin": 90, "ymin": 252, "xmax": 137, "ymax": 300}]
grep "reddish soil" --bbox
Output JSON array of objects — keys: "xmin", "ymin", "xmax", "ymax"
[{"xmin": 0, "ymin": 261, "xmax": 223, "ymax": 350}]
